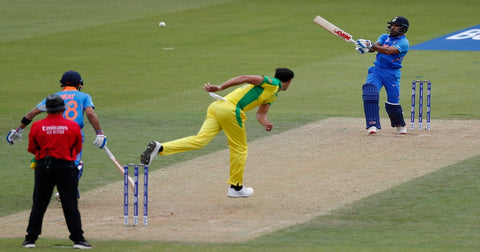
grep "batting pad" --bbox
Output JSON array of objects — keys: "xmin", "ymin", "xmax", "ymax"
[
  {"xmin": 385, "ymin": 102, "xmax": 406, "ymax": 127},
  {"xmin": 362, "ymin": 84, "xmax": 381, "ymax": 129}
]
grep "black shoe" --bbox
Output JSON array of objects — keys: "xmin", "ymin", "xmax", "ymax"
[
  {"xmin": 73, "ymin": 240, "xmax": 92, "ymax": 249},
  {"xmin": 140, "ymin": 141, "xmax": 162, "ymax": 165},
  {"xmin": 22, "ymin": 240, "xmax": 36, "ymax": 248}
]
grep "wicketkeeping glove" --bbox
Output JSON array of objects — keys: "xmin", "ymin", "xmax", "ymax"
[
  {"xmin": 6, "ymin": 128, "xmax": 23, "ymax": 144},
  {"xmin": 93, "ymin": 131, "xmax": 107, "ymax": 149}
]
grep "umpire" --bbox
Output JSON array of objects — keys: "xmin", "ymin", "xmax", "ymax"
[{"xmin": 23, "ymin": 95, "xmax": 91, "ymax": 249}]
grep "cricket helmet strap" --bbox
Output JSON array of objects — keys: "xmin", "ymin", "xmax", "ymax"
[
  {"xmin": 60, "ymin": 70, "xmax": 83, "ymax": 87},
  {"xmin": 387, "ymin": 16, "xmax": 409, "ymax": 35}
]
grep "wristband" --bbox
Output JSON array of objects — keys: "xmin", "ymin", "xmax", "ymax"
[
  {"xmin": 21, "ymin": 116, "xmax": 32, "ymax": 125},
  {"xmin": 96, "ymin": 130, "xmax": 104, "ymax": 135}
]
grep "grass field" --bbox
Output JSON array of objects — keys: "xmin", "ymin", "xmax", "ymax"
[{"xmin": 1, "ymin": 0, "xmax": 479, "ymax": 251}]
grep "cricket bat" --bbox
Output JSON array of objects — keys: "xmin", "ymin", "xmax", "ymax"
[
  {"xmin": 313, "ymin": 15, "xmax": 356, "ymax": 44},
  {"xmin": 104, "ymin": 146, "xmax": 135, "ymax": 190}
]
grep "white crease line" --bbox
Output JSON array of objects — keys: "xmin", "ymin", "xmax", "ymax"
[
  {"xmin": 248, "ymin": 221, "xmax": 290, "ymax": 235},
  {"xmin": 0, "ymin": 215, "xmax": 28, "ymax": 225}
]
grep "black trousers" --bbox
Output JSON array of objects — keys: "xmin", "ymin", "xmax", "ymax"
[{"xmin": 25, "ymin": 157, "xmax": 85, "ymax": 243}]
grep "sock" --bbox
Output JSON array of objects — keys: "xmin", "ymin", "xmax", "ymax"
[{"xmin": 230, "ymin": 184, "xmax": 243, "ymax": 191}]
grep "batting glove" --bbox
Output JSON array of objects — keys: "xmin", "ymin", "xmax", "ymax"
[
  {"xmin": 356, "ymin": 39, "xmax": 373, "ymax": 49},
  {"xmin": 93, "ymin": 131, "xmax": 107, "ymax": 149},
  {"xmin": 355, "ymin": 45, "xmax": 368, "ymax": 54},
  {"xmin": 6, "ymin": 128, "xmax": 23, "ymax": 144}
]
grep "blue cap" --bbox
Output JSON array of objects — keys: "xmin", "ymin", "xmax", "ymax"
[{"xmin": 60, "ymin": 70, "xmax": 82, "ymax": 86}]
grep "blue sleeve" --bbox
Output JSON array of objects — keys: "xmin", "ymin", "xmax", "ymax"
[
  {"xmin": 84, "ymin": 94, "xmax": 95, "ymax": 109},
  {"xmin": 376, "ymin": 34, "xmax": 388, "ymax": 44},
  {"xmin": 36, "ymin": 99, "xmax": 47, "ymax": 112},
  {"xmin": 395, "ymin": 38, "xmax": 409, "ymax": 53}
]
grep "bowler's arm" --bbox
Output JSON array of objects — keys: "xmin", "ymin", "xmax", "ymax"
[
  {"xmin": 204, "ymin": 75, "xmax": 264, "ymax": 92},
  {"xmin": 256, "ymin": 104, "xmax": 273, "ymax": 131}
]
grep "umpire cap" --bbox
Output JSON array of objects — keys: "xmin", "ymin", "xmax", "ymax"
[{"xmin": 45, "ymin": 95, "xmax": 66, "ymax": 112}]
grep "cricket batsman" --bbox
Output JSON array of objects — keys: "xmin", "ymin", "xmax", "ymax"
[
  {"xmin": 6, "ymin": 70, "xmax": 107, "ymax": 199},
  {"xmin": 355, "ymin": 16, "xmax": 410, "ymax": 134}
]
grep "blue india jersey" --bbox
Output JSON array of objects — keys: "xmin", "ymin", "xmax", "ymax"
[
  {"xmin": 374, "ymin": 34, "xmax": 409, "ymax": 69},
  {"xmin": 37, "ymin": 87, "xmax": 95, "ymax": 129}
]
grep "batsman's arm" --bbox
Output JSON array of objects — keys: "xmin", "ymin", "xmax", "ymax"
[
  {"xmin": 371, "ymin": 42, "xmax": 400, "ymax": 55},
  {"xmin": 256, "ymin": 104, "xmax": 273, "ymax": 131},
  {"xmin": 20, "ymin": 107, "xmax": 43, "ymax": 129},
  {"xmin": 85, "ymin": 107, "xmax": 103, "ymax": 132},
  {"xmin": 6, "ymin": 107, "xmax": 42, "ymax": 144}
]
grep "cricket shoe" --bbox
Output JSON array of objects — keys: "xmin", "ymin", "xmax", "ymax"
[
  {"xmin": 396, "ymin": 126, "xmax": 407, "ymax": 134},
  {"xmin": 22, "ymin": 240, "xmax": 36, "ymax": 248},
  {"xmin": 73, "ymin": 240, "xmax": 92, "ymax": 249},
  {"xmin": 55, "ymin": 192, "xmax": 61, "ymax": 202},
  {"xmin": 227, "ymin": 186, "xmax": 254, "ymax": 198},
  {"xmin": 140, "ymin": 141, "xmax": 162, "ymax": 165},
  {"xmin": 367, "ymin": 126, "xmax": 377, "ymax": 134}
]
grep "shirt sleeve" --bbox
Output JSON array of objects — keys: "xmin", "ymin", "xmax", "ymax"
[
  {"xmin": 395, "ymin": 38, "xmax": 409, "ymax": 53},
  {"xmin": 36, "ymin": 98, "xmax": 47, "ymax": 112},
  {"xmin": 376, "ymin": 34, "xmax": 388, "ymax": 44},
  {"xmin": 73, "ymin": 123, "xmax": 83, "ymax": 156},
  {"xmin": 84, "ymin": 94, "xmax": 95, "ymax": 109},
  {"xmin": 27, "ymin": 124, "xmax": 39, "ymax": 155}
]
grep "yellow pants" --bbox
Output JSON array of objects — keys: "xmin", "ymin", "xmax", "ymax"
[{"xmin": 160, "ymin": 101, "xmax": 248, "ymax": 186}]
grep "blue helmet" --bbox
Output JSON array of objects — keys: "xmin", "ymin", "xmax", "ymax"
[{"xmin": 387, "ymin": 16, "xmax": 409, "ymax": 36}]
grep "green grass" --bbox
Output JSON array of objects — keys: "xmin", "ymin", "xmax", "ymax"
[
  {"xmin": 1, "ymin": 0, "xmax": 479, "ymax": 251},
  {"xmin": 251, "ymin": 155, "xmax": 480, "ymax": 251}
]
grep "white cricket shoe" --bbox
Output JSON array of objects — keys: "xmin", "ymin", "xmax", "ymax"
[
  {"xmin": 367, "ymin": 126, "xmax": 377, "ymax": 134},
  {"xmin": 55, "ymin": 192, "xmax": 61, "ymax": 202},
  {"xmin": 140, "ymin": 141, "xmax": 162, "ymax": 165},
  {"xmin": 396, "ymin": 126, "xmax": 407, "ymax": 134},
  {"xmin": 227, "ymin": 186, "xmax": 254, "ymax": 198}
]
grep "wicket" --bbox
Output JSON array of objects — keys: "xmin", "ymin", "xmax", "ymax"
[
  {"xmin": 124, "ymin": 164, "xmax": 148, "ymax": 226},
  {"xmin": 410, "ymin": 80, "xmax": 431, "ymax": 131}
]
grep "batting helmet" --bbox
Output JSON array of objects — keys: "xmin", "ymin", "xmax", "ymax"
[{"xmin": 387, "ymin": 16, "xmax": 409, "ymax": 35}]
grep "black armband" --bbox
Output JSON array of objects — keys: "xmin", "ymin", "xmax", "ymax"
[{"xmin": 21, "ymin": 116, "xmax": 32, "ymax": 125}]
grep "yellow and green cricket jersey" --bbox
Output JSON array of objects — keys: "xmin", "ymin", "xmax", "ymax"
[
  {"xmin": 223, "ymin": 75, "xmax": 281, "ymax": 127},
  {"xmin": 224, "ymin": 75, "xmax": 281, "ymax": 112}
]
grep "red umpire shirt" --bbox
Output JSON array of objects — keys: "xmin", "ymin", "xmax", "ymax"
[{"xmin": 28, "ymin": 113, "xmax": 82, "ymax": 161}]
